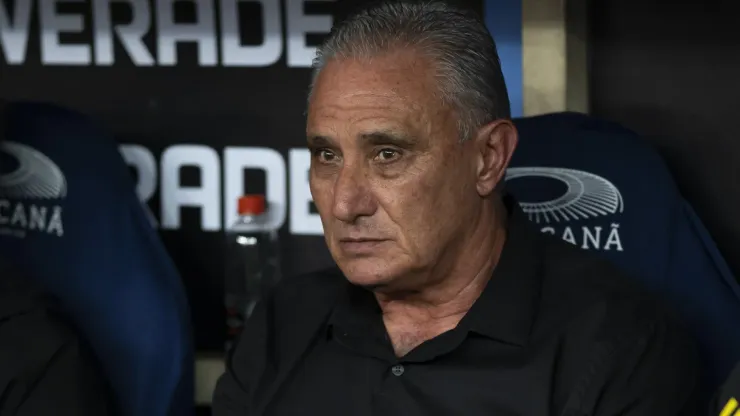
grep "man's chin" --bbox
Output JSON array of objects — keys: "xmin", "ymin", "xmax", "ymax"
[
  {"xmin": 337, "ymin": 258, "xmax": 399, "ymax": 289},
  {"xmin": 343, "ymin": 271, "xmax": 394, "ymax": 290}
]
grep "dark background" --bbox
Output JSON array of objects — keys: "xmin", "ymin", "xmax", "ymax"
[{"xmin": 590, "ymin": 0, "xmax": 740, "ymax": 283}]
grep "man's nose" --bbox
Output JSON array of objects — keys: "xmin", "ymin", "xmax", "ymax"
[{"xmin": 332, "ymin": 163, "xmax": 376, "ymax": 223}]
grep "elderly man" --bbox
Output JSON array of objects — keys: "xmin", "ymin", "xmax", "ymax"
[{"xmin": 213, "ymin": 1, "xmax": 701, "ymax": 414}]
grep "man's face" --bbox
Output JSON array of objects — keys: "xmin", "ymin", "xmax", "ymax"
[{"xmin": 307, "ymin": 51, "xmax": 482, "ymax": 289}]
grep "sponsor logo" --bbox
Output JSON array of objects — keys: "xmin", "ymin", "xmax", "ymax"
[
  {"xmin": 0, "ymin": 0, "xmax": 334, "ymax": 67},
  {"xmin": 505, "ymin": 167, "xmax": 624, "ymax": 251},
  {"xmin": 0, "ymin": 141, "xmax": 65, "ymax": 238}
]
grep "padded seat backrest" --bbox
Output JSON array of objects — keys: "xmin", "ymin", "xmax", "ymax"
[
  {"xmin": 0, "ymin": 102, "xmax": 193, "ymax": 416},
  {"xmin": 508, "ymin": 112, "xmax": 740, "ymax": 388}
]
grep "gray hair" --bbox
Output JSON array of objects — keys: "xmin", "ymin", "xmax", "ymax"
[{"xmin": 309, "ymin": 0, "xmax": 511, "ymax": 141}]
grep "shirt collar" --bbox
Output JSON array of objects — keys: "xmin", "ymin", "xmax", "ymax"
[
  {"xmin": 461, "ymin": 195, "xmax": 543, "ymax": 346},
  {"xmin": 328, "ymin": 195, "xmax": 543, "ymax": 347},
  {"xmin": 327, "ymin": 277, "xmax": 386, "ymax": 341}
]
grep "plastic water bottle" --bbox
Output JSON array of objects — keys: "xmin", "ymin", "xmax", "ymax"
[{"xmin": 224, "ymin": 194, "xmax": 281, "ymax": 353}]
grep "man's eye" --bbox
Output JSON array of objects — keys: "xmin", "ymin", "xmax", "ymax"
[
  {"xmin": 315, "ymin": 149, "xmax": 337, "ymax": 162},
  {"xmin": 375, "ymin": 149, "xmax": 400, "ymax": 162}
]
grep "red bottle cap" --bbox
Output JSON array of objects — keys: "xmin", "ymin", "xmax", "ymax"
[{"xmin": 237, "ymin": 195, "xmax": 266, "ymax": 215}]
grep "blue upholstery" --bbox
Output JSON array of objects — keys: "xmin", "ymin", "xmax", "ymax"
[
  {"xmin": 508, "ymin": 112, "xmax": 740, "ymax": 390},
  {"xmin": 0, "ymin": 102, "xmax": 193, "ymax": 416}
]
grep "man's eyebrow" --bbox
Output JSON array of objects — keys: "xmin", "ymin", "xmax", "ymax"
[
  {"xmin": 307, "ymin": 131, "xmax": 418, "ymax": 148},
  {"xmin": 359, "ymin": 130, "xmax": 418, "ymax": 148},
  {"xmin": 306, "ymin": 135, "xmax": 334, "ymax": 147}
]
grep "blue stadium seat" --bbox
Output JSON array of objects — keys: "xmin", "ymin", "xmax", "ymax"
[
  {"xmin": 508, "ymin": 111, "xmax": 740, "ymax": 391},
  {"xmin": 0, "ymin": 101, "xmax": 194, "ymax": 416}
]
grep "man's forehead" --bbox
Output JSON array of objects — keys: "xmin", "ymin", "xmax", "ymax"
[
  {"xmin": 307, "ymin": 82, "xmax": 428, "ymax": 137},
  {"xmin": 307, "ymin": 54, "xmax": 456, "ymax": 143},
  {"xmin": 308, "ymin": 94, "xmax": 421, "ymax": 123},
  {"xmin": 306, "ymin": 108, "xmax": 418, "ymax": 143},
  {"xmin": 311, "ymin": 53, "xmax": 435, "ymax": 100},
  {"xmin": 308, "ymin": 72, "xmax": 440, "ymax": 125}
]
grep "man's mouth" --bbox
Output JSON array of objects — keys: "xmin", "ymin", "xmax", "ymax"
[{"xmin": 338, "ymin": 238, "xmax": 388, "ymax": 254}]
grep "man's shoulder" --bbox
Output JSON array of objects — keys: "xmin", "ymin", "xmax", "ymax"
[
  {"xmin": 537, "ymin": 235, "xmax": 687, "ymax": 340},
  {"xmin": 533, "ymin": 238, "xmax": 701, "ymax": 414}
]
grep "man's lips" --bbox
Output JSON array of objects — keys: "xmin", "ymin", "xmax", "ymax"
[
  {"xmin": 339, "ymin": 237, "xmax": 387, "ymax": 243},
  {"xmin": 337, "ymin": 238, "xmax": 389, "ymax": 254}
]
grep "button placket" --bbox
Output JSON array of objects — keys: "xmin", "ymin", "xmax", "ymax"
[{"xmin": 391, "ymin": 364, "xmax": 405, "ymax": 376}]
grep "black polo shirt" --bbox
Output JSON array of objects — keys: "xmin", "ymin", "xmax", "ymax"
[{"xmin": 213, "ymin": 200, "xmax": 702, "ymax": 416}]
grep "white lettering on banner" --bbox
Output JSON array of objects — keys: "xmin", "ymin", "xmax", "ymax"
[
  {"xmin": 285, "ymin": 0, "xmax": 333, "ymax": 67},
  {"xmin": 93, "ymin": 0, "xmax": 155, "ymax": 66},
  {"xmin": 160, "ymin": 145, "xmax": 222, "ymax": 230},
  {"xmin": 40, "ymin": 0, "xmax": 90, "ymax": 65},
  {"xmin": 289, "ymin": 148, "xmax": 322, "ymax": 235},
  {"xmin": 221, "ymin": 0, "xmax": 282, "ymax": 66},
  {"xmin": 120, "ymin": 144, "xmax": 158, "ymax": 201},
  {"xmin": 0, "ymin": 200, "xmax": 64, "ymax": 237},
  {"xmin": 540, "ymin": 223, "xmax": 624, "ymax": 251},
  {"xmin": 157, "ymin": 0, "xmax": 217, "ymax": 66},
  {"xmin": 0, "ymin": 0, "xmax": 32, "ymax": 64},
  {"xmin": 0, "ymin": 0, "xmax": 334, "ymax": 67},
  {"xmin": 120, "ymin": 144, "xmax": 322, "ymax": 234}
]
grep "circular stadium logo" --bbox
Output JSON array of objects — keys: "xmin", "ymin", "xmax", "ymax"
[
  {"xmin": 505, "ymin": 167, "xmax": 623, "ymax": 224},
  {"xmin": 0, "ymin": 141, "xmax": 67, "ymax": 199}
]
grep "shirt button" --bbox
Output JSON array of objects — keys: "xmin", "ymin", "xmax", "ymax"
[{"xmin": 391, "ymin": 364, "xmax": 405, "ymax": 376}]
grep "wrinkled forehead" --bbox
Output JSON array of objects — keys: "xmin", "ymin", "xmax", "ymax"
[{"xmin": 307, "ymin": 54, "xmax": 452, "ymax": 137}]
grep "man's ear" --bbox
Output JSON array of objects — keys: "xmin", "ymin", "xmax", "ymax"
[{"xmin": 474, "ymin": 119, "xmax": 518, "ymax": 197}]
